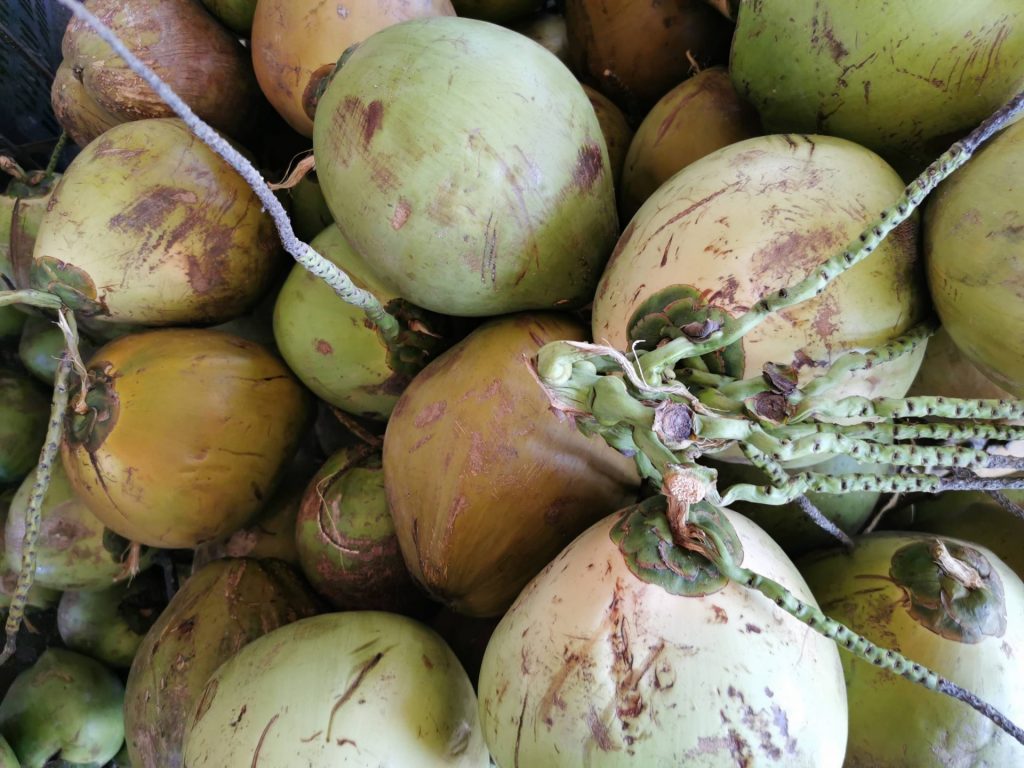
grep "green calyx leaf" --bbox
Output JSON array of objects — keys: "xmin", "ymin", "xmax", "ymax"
[
  {"xmin": 627, "ymin": 284, "xmax": 744, "ymax": 378},
  {"xmin": 68, "ymin": 363, "xmax": 119, "ymax": 454},
  {"xmin": 609, "ymin": 496, "xmax": 743, "ymax": 597},
  {"xmin": 381, "ymin": 298, "xmax": 453, "ymax": 379},
  {"xmin": 890, "ymin": 539, "xmax": 1007, "ymax": 644},
  {"xmin": 30, "ymin": 256, "xmax": 108, "ymax": 317}
]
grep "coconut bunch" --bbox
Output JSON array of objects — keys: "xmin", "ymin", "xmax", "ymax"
[{"xmin": 2, "ymin": 1, "xmax": 1024, "ymax": 767}]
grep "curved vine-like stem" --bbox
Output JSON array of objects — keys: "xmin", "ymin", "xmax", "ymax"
[
  {"xmin": 0, "ymin": 350, "xmax": 71, "ymax": 666},
  {"xmin": 739, "ymin": 443, "xmax": 854, "ymax": 548},
  {"xmin": 50, "ymin": 0, "xmax": 401, "ymax": 344},
  {"xmin": 679, "ymin": 518, "xmax": 1024, "ymax": 747}
]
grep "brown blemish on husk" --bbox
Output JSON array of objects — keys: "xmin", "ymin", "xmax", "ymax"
[
  {"xmin": 414, "ymin": 401, "xmax": 447, "ymax": 428},
  {"xmin": 315, "ymin": 339, "xmax": 333, "ymax": 355},
  {"xmin": 572, "ymin": 143, "xmax": 605, "ymax": 192},
  {"xmin": 391, "ymin": 198, "xmax": 412, "ymax": 230}
]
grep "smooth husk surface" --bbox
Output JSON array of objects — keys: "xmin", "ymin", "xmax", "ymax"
[
  {"xmin": 730, "ymin": 0, "xmax": 1024, "ymax": 175},
  {"xmin": 61, "ymin": 328, "xmax": 311, "ymax": 548},
  {"xmin": 313, "ymin": 16, "xmax": 619, "ymax": 317},
  {"xmin": 384, "ymin": 312, "xmax": 639, "ymax": 617},
  {"xmin": 925, "ymin": 120, "xmax": 1024, "ymax": 396},
  {"xmin": 183, "ymin": 612, "xmax": 489, "ymax": 767}
]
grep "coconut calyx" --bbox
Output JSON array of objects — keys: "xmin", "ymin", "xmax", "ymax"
[
  {"xmin": 628, "ymin": 284, "xmax": 745, "ymax": 378},
  {"xmin": 890, "ymin": 538, "xmax": 1008, "ymax": 644},
  {"xmin": 609, "ymin": 494, "xmax": 743, "ymax": 597},
  {"xmin": 67, "ymin": 362, "xmax": 118, "ymax": 454}
]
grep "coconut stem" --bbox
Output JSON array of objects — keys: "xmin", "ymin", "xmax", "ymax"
[
  {"xmin": 686, "ymin": 523, "xmax": 1024, "ymax": 747},
  {"xmin": 44, "ymin": 132, "xmax": 67, "ymax": 176},
  {"xmin": 739, "ymin": 443, "xmax": 854, "ymax": 548},
  {"xmin": 931, "ymin": 539, "xmax": 985, "ymax": 590},
  {"xmin": 0, "ymin": 352, "xmax": 71, "ymax": 666},
  {"xmin": 0, "ymin": 289, "xmax": 62, "ymax": 311},
  {"xmin": 49, "ymin": 0, "xmax": 401, "ymax": 344},
  {"xmin": 798, "ymin": 395, "xmax": 1024, "ymax": 422},
  {"xmin": 721, "ymin": 472, "xmax": 1024, "ymax": 507},
  {"xmin": 628, "ymin": 91, "xmax": 1024, "ymax": 385},
  {"xmin": 986, "ymin": 490, "xmax": 1024, "ymax": 521}
]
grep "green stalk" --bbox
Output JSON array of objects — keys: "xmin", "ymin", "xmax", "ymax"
[
  {"xmin": 722, "ymin": 473, "xmax": 1024, "ymax": 507},
  {"xmin": 683, "ymin": 523, "xmax": 1024, "ymax": 747},
  {"xmin": 0, "ymin": 353, "xmax": 71, "ymax": 665},
  {"xmin": 738, "ymin": 443, "xmax": 853, "ymax": 548},
  {"xmin": 797, "ymin": 395, "xmax": 1024, "ymax": 423}
]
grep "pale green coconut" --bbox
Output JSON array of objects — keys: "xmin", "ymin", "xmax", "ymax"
[{"xmin": 313, "ymin": 16, "xmax": 618, "ymax": 317}]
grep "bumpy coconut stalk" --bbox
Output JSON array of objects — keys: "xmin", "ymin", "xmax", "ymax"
[
  {"xmin": 251, "ymin": 0, "xmax": 455, "ymax": 137},
  {"xmin": 123, "ymin": 559, "xmax": 320, "ymax": 768},
  {"xmin": 57, "ymin": 0, "xmax": 263, "ymax": 145},
  {"xmin": 619, "ymin": 67, "xmax": 762, "ymax": 220},
  {"xmin": 565, "ymin": 0, "xmax": 734, "ymax": 121}
]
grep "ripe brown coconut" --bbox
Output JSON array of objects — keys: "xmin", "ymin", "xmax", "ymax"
[
  {"xmin": 565, "ymin": 0, "xmax": 734, "ymax": 121},
  {"xmin": 619, "ymin": 66, "xmax": 762, "ymax": 220},
  {"xmin": 251, "ymin": 0, "xmax": 455, "ymax": 137},
  {"xmin": 56, "ymin": 0, "xmax": 263, "ymax": 146},
  {"xmin": 383, "ymin": 312, "xmax": 639, "ymax": 617}
]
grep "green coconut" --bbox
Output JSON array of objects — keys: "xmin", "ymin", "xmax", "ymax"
[
  {"xmin": 592, "ymin": 134, "xmax": 928, "ymax": 410},
  {"xmin": 730, "ymin": 0, "xmax": 1024, "ymax": 175},
  {"xmin": 57, "ymin": 568, "xmax": 167, "ymax": 669},
  {"xmin": 296, "ymin": 446, "xmax": 430, "ymax": 614},
  {"xmin": 478, "ymin": 499, "xmax": 848, "ymax": 765},
  {"xmin": 801, "ymin": 532, "xmax": 1024, "ymax": 766},
  {"xmin": 123, "ymin": 558, "xmax": 320, "ymax": 768},
  {"xmin": 17, "ymin": 316, "xmax": 88, "ymax": 385},
  {"xmin": 30, "ymin": 119, "xmax": 281, "ymax": 327},
  {"xmin": 198, "ymin": 0, "xmax": 258, "ymax": 36},
  {"xmin": 383, "ymin": 312, "xmax": 639, "ymax": 617},
  {"xmin": 313, "ymin": 16, "xmax": 619, "ymax": 317},
  {"xmin": 0, "ymin": 648, "xmax": 125, "ymax": 768},
  {"xmin": 924, "ymin": 119, "xmax": 1024, "ymax": 396},
  {"xmin": 183, "ymin": 612, "xmax": 489, "ymax": 767},
  {"xmin": 0, "ymin": 368, "xmax": 48, "ymax": 487},
  {"xmin": 273, "ymin": 225, "xmax": 447, "ymax": 421},
  {"xmin": 619, "ymin": 66, "xmax": 762, "ymax": 220},
  {"xmin": 6, "ymin": 461, "xmax": 153, "ymax": 591}
]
